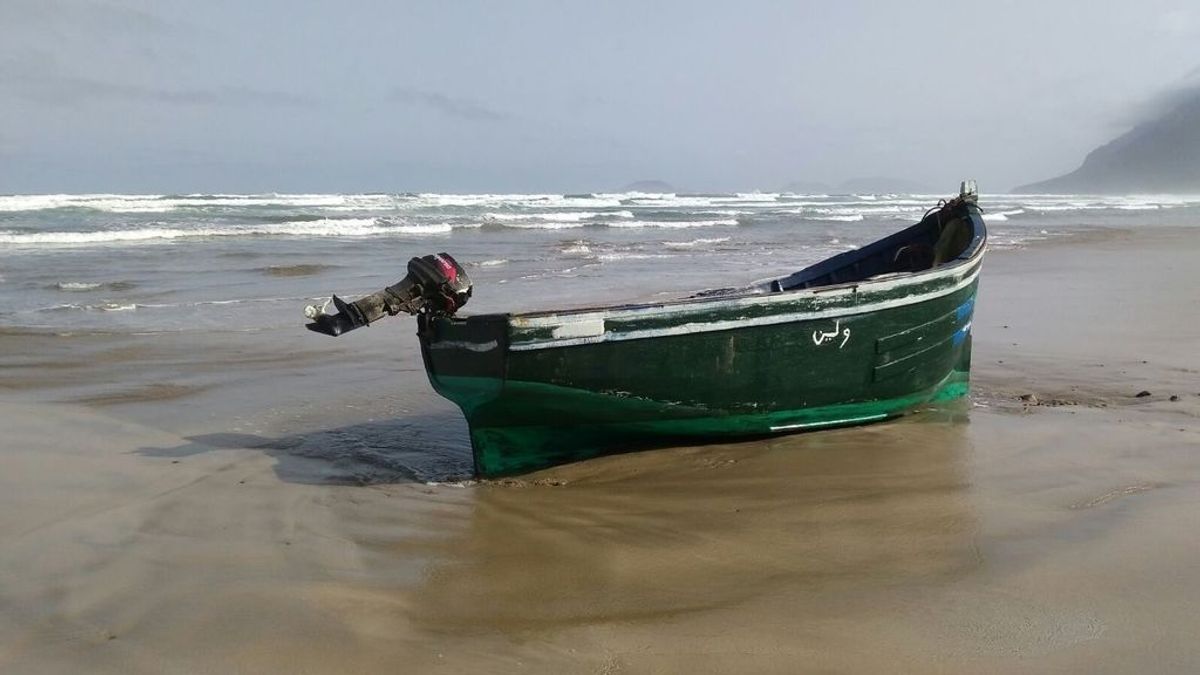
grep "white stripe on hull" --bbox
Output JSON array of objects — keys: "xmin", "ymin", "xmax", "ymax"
[
  {"xmin": 511, "ymin": 250, "xmax": 984, "ymax": 329},
  {"xmin": 769, "ymin": 413, "xmax": 889, "ymax": 432},
  {"xmin": 509, "ymin": 258, "xmax": 983, "ymax": 352}
]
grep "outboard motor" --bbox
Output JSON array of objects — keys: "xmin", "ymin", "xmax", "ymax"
[{"xmin": 304, "ymin": 252, "xmax": 471, "ymax": 336}]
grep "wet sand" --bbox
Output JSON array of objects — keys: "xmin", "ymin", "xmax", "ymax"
[{"xmin": 2, "ymin": 228, "xmax": 1199, "ymax": 673}]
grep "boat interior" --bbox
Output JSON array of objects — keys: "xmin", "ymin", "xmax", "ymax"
[{"xmin": 768, "ymin": 200, "xmax": 985, "ymax": 292}]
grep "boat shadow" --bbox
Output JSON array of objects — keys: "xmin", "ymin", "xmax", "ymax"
[
  {"xmin": 136, "ymin": 411, "xmax": 475, "ymax": 485},
  {"xmin": 137, "ymin": 402, "xmax": 973, "ymax": 488}
]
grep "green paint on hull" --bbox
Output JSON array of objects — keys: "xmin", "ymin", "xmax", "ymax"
[
  {"xmin": 422, "ymin": 283, "xmax": 977, "ymax": 476},
  {"xmin": 441, "ymin": 364, "xmax": 969, "ymax": 477}
]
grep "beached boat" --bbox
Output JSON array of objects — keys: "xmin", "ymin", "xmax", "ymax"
[{"xmin": 306, "ymin": 182, "xmax": 986, "ymax": 477}]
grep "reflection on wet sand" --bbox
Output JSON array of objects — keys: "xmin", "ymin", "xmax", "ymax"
[
  {"xmin": 137, "ymin": 411, "xmax": 473, "ymax": 484},
  {"xmin": 382, "ymin": 410, "xmax": 980, "ymax": 661}
]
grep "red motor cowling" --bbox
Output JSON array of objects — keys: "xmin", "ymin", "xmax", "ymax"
[{"xmin": 304, "ymin": 253, "xmax": 472, "ymax": 337}]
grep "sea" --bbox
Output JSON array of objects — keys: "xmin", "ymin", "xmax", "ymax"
[{"xmin": 3, "ymin": 191, "xmax": 1198, "ymax": 335}]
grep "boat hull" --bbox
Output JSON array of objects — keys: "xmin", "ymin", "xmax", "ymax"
[{"xmin": 420, "ymin": 267, "xmax": 980, "ymax": 477}]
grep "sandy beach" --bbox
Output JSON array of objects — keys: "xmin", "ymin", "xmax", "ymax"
[{"xmin": 1, "ymin": 226, "xmax": 1198, "ymax": 673}]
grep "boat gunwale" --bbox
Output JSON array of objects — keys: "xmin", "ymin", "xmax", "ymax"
[
  {"xmin": 504, "ymin": 261, "xmax": 983, "ymax": 351},
  {"xmin": 509, "ymin": 252, "xmax": 983, "ymax": 328}
]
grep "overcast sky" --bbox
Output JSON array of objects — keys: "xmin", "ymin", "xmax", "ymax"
[{"xmin": 2, "ymin": 0, "xmax": 1199, "ymax": 193}]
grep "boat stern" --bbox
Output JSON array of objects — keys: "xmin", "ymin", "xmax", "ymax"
[{"xmin": 417, "ymin": 314, "xmax": 509, "ymax": 413}]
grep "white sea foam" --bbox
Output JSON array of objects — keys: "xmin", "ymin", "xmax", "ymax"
[
  {"xmin": 0, "ymin": 193, "xmax": 356, "ymax": 213},
  {"xmin": 985, "ymin": 238, "xmax": 1030, "ymax": 250},
  {"xmin": 0, "ymin": 194, "xmax": 163, "ymax": 213},
  {"xmin": 614, "ymin": 195, "xmax": 768, "ymax": 209},
  {"xmin": 985, "ymin": 228, "xmax": 1073, "ymax": 250},
  {"xmin": 808, "ymin": 214, "xmax": 865, "ymax": 222},
  {"xmin": 779, "ymin": 199, "xmax": 929, "ymax": 207},
  {"xmin": 416, "ymin": 193, "xmax": 625, "ymax": 209},
  {"xmin": 1024, "ymin": 204, "xmax": 1101, "ymax": 212},
  {"xmin": 485, "ymin": 212, "xmax": 580, "ymax": 222},
  {"xmin": 608, "ymin": 219, "xmax": 739, "ymax": 229},
  {"xmin": 488, "ymin": 220, "xmax": 587, "ymax": 230},
  {"xmin": 597, "ymin": 253, "xmax": 675, "ymax": 261},
  {"xmin": 267, "ymin": 218, "xmax": 383, "ymax": 236},
  {"xmin": 0, "ymin": 227, "xmax": 198, "ymax": 244},
  {"xmin": 0, "ymin": 217, "xmax": 459, "ymax": 245},
  {"xmin": 45, "ymin": 301, "xmax": 139, "ymax": 312},
  {"xmin": 382, "ymin": 222, "xmax": 454, "ymax": 235},
  {"xmin": 136, "ymin": 296, "xmax": 310, "ymax": 309},
  {"xmin": 661, "ymin": 237, "xmax": 732, "ymax": 249},
  {"xmin": 484, "ymin": 210, "xmax": 633, "ymax": 223},
  {"xmin": 20, "ymin": 190, "xmax": 1171, "ymax": 336},
  {"xmin": 783, "ymin": 206, "xmax": 915, "ymax": 221},
  {"xmin": 4, "ymin": 193, "xmax": 1200, "ymax": 219},
  {"xmin": 609, "ymin": 192, "xmax": 675, "ymax": 200}
]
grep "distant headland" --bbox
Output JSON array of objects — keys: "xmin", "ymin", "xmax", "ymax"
[
  {"xmin": 1015, "ymin": 86, "xmax": 1200, "ymax": 194},
  {"xmin": 620, "ymin": 180, "xmax": 676, "ymax": 193}
]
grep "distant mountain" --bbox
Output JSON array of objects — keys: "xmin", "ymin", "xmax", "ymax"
[
  {"xmin": 621, "ymin": 180, "xmax": 675, "ymax": 193},
  {"xmin": 1015, "ymin": 87, "xmax": 1200, "ymax": 194}
]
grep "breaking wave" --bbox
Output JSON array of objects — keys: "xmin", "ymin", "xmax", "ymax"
[
  {"xmin": 0, "ymin": 217, "xmax": 457, "ymax": 245},
  {"xmin": 49, "ymin": 280, "xmax": 137, "ymax": 292},
  {"xmin": 661, "ymin": 237, "xmax": 732, "ymax": 249},
  {"xmin": 0, "ymin": 193, "xmax": 362, "ymax": 213},
  {"xmin": 483, "ymin": 210, "xmax": 634, "ymax": 222},
  {"xmin": 804, "ymin": 214, "xmax": 865, "ymax": 222},
  {"xmin": 608, "ymin": 219, "xmax": 739, "ymax": 229},
  {"xmin": 43, "ymin": 302, "xmax": 138, "ymax": 313},
  {"xmin": 3, "ymin": 192, "xmax": 1198, "ymax": 257},
  {"xmin": 559, "ymin": 242, "xmax": 593, "ymax": 255},
  {"xmin": 597, "ymin": 252, "xmax": 675, "ymax": 261}
]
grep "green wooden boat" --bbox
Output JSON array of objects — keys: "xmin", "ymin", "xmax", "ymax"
[{"xmin": 306, "ymin": 183, "xmax": 986, "ymax": 477}]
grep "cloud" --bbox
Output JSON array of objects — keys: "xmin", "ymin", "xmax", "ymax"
[
  {"xmin": 0, "ymin": 0, "xmax": 177, "ymax": 36},
  {"xmin": 389, "ymin": 87, "xmax": 510, "ymax": 122},
  {"xmin": 0, "ymin": 57, "xmax": 314, "ymax": 108},
  {"xmin": 1117, "ymin": 71, "xmax": 1200, "ymax": 128},
  {"xmin": 1156, "ymin": 8, "xmax": 1198, "ymax": 38}
]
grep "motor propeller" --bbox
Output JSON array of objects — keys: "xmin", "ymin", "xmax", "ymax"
[{"xmin": 304, "ymin": 252, "xmax": 472, "ymax": 337}]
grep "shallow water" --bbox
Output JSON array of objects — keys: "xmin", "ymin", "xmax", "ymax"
[{"xmin": 3, "ymin": 191, "xmax": 1198, "ymax": 335}]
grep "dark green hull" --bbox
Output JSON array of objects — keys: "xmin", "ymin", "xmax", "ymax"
[{"xmin": 419, "ymin": 198, "xmax": 986, "ymax": 477}]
